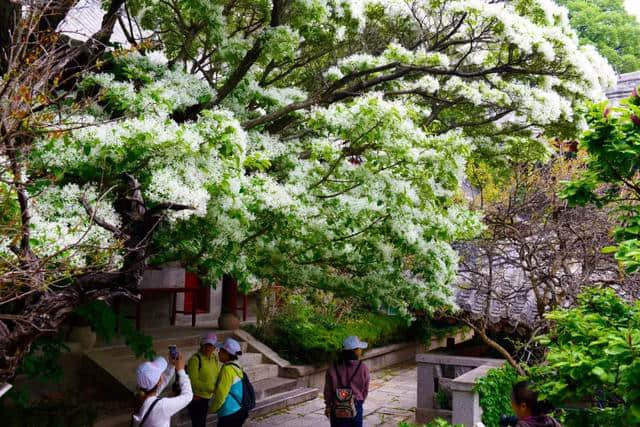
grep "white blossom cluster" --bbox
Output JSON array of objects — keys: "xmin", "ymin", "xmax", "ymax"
[
  {"xmin": 5, "ymin": 0, "xmax": 618, "ymax": 311},
  {"xmin": 28, "ymin": 184, "xmax": 122, "ymax": 268}
]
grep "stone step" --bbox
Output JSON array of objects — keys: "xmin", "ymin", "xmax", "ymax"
[
  {"xmin": 93, "ymin": 336, "xmax": 201, "ymax": 357},
  {"xmin": 252, "ymin": 376, "xmax": 298, "ymax": 400},
  {"xmin": 174, "ymin": 387, "xmax": 319, "ymax": 427},
  {"xmin": 88, "ymin": 351, "xmax": 270, "ymax": 393},
  {"xmin": 244, "ymin": 363, "xmax": 279, "ymax": 382},
  {"xmin": 238, "ymin": 352, "xmax": 263, "ymax": 365},
  {"xmin": 250, "ymin": 387, "xmax": 319, "ymax": 418}
]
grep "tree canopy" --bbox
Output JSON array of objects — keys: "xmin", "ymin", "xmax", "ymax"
[
  {"xmin": 556, "ymin": 0, "xmax": 640, "ymax": 73},
  {"xmin": 0, "ymin": 0, "xmax": 614, "ymax": 381}
]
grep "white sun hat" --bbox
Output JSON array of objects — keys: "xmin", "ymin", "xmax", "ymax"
[
  {"xmin": 215, "ymin": 337, "xmax": 243, "ymax": 356},
  {"xmin": 343, "ymin": 336, "xmax": 368, "ymax": 351},
  {"xmin": 136, "ymin": 356, "xmax": 167, "ymax": 390},
  {"xmin": 201, "ymin": 332, "xmax": 218, "ymax": 346}
]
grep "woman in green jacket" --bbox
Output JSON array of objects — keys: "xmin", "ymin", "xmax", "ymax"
[
  {"xmin": 210, "ymin": 338, "xmax": 246, "ymax": 427},
  {"xmin": 186, "ymin": 332, "xmax": 221, "ymax": 427}
]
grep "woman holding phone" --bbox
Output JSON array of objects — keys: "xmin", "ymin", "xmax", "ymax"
[{"xmin": 131, "ymin": 350, "xmax": 193, "ymax": 427}]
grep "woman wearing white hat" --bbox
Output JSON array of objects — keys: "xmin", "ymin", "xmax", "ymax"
[
  {"xmin": 131, "ymin": 352, "xmax": 193, "ymax": 427},
  {"xmin": 324, "ymin": 336, "xmax": 370, "ymax": 427},
  {"xmin": 186, "ymin": 332, "xmax": 221, "ymax": 427},
  {"xmin": 209, "ymin": 338, "xmax": 247, "ymax": 427}
]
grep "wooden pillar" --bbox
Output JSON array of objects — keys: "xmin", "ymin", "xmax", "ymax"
[
  {"xmin": 219, "ymin": 275, "xmax": 240, "ymax": 330},
  {"xmin": 221, "ymin": 275, "xmax": 238, "ymax": 314}
]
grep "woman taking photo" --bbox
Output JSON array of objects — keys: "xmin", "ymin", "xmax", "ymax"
[
  {"xmin": 131, "ymin": 352, "xmax": 193, "ymax": 427},
  {"xmin": 324, "ymin": 336, "xmax": 371, "ymax": 427}
]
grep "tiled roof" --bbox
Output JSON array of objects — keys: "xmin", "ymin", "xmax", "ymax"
[{"xmin": 57, "ymin": 0, "xmax": 144, "ymax": 45}]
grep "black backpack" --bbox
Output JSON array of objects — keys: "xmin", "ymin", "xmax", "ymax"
[{"xmin": 222, "ymin": 362, "xmax": 256, "ymax": 413}]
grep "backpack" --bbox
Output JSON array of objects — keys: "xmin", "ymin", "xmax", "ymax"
[
  {"xmin": 219, "ymin": 363, "xmax": 256, "ymax": 414},
  {"xmin": 332, "ymin": 361, "xmax": 362, "ymax": 419},
  {"xmin": 175, "ymin": 353, "xmax": 203, "ymax": 395}
]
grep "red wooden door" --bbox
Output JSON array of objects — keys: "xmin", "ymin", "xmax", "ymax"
[{"xmin": 184, "ymin": 272, "xmax": 210, "ymax": 313}]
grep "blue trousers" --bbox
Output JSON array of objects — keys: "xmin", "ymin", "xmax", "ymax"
[{"xmin": 330, "ymin": 401, "xmax": 363, "ymax": 427}]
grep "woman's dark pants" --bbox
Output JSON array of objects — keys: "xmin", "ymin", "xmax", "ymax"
[
  {"xmin": 188, "ymin": 397, "xmax": 209, "ymax": 427},
  {"xmin": 217, "ymin": 409, "xmax": 248, "ymax": 427}
]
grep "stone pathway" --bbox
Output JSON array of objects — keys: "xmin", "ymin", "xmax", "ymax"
[{"xmin": 247, "ymin": 363, "xmax": 417, "ymax": 427}]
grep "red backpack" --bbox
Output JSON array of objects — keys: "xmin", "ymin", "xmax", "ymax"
[{"xmin": 332, "ymin": 361, "xmax": 362, "ymax": 419}]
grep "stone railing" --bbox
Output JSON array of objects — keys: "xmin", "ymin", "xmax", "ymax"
[{"xmin": 416, "ymin": 353, "xmax": 504, "ymax": 427}]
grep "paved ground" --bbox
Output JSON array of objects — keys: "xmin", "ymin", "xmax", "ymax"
[{"xmin": 248, "ymin": 363, "xmax": 417, "ymax": 427}]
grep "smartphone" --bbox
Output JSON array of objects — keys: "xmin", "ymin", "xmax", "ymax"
[{"xmin": 168, "ymin": 345, "xmax": 179, "ymax": 360}]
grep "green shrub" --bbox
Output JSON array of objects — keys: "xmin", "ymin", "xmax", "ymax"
[
  {"xmin": 246, "ymin": 291, "xmax": 464, "ymax": 365},
  {"xmin": 246, "ymin": 294, "xmax": 412, "ymax": 364},
  {"xmin": 435, "ymin": 390, "xmax": 452, "ymax": 410},
  {"xmin": 473, "ymin": 364, "xmax": 519, "ymax": 427},
  {"xmin": 75, "ymin": 300, "xmax": 154, "ymax": 360},
  {"xmin": 528, "ymin": 288, "xmax": 640, "ymax": 426}
]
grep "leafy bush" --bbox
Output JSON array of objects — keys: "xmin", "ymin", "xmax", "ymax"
[
  {"xmin": 473, "ymin": 365, "xmax": 519, "ymax": 427},
  {"xmin": 529, "ymin": 288, "xmax": 640, "ymax": 426},
  {"xmin": 435, "ymin": 390, "xmax": 452, "ymax": 410},
  {"xmin": 75, "ymin": 300, "xmax": 155, "ymax": 360},
  {"xmin": 561, "ymin": 94, "xmax": 640, "ymax": 273},
  {"xmin": 246, "ymin": 290, "xmax": 464, "ymax": 365},
  {"xmin": 245, "ymin": 293, "xmax": 413, "ymax": 364}
]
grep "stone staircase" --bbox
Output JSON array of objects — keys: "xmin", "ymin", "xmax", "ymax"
[{"xmin": 85, "ymin": 329, "xmax": 318, "ymax": 425}]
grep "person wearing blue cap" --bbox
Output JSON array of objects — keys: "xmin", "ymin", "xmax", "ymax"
[
  {"xmin": 324, "ymin": 336, "xmax": 370, "ymax": 427},
  {"xmin": 209, "ymin": 338, "xmax": 247, "ymax": 426}
]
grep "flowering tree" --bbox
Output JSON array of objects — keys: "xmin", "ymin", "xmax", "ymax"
[{"xmin": 0, "ymin": 0, "xmax": 614, "ymax": 381}]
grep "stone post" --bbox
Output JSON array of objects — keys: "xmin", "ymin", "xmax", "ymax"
[
  {"xmin": 416, "ymin": 354, "xmax": 504, "ymax": 425},
  {"xmin": 416, "ymin": 361, "xmax": 435, "ymax": 422},
  {"xmin": 450, "ymin": 364, "xmax": 502, "ymax": 427},
  {"xmin": 450, "ymin": 381, "xmax": 481, "ymax": 426}
]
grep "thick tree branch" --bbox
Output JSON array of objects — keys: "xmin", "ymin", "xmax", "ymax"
[
  {"xmin": 80, "ymin": 193, "xmax": 124, "ymax": 236},
  {"xmin": 213, "ymin": 0, "xmax": 285, "ymax": 105}
]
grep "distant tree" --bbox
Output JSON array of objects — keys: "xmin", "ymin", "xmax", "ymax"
[
  {"xmin": 458, "ymin": 156, "xmax": 640, "ymax": 372},
  {"xmin": 557, "ymin": 0, "xmax": 640, "ymax": 73}
]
